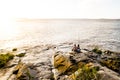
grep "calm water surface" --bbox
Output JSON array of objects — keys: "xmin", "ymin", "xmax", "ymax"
[{"xmin": 0, "ymin": 19, "xmax": 120, "ymax": 51}]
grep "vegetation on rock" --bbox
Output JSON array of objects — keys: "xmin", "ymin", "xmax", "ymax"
[
  {"xmin": 68, "ymin": 63, "xmax": 99, "ymax": 80},
  {"xmin": 0, "ymin": 53, "xmax": 14, "ymax": 68},
  {"xmin": 53, "ymin": 52, "xmax": 101, "ymax": 80},
  {"xmin": 92, "ymin": 47, "xmax": 102, "ymax": 55},
  {"xmin": 12, "ymin": 48, "xmax": 17, "ymax": 51},
  {"xmin": 76, "ymin": 65, "xmax": 99, "ymax": 80},
  {"xmin": 16, "ymin": 53, "xmax": 26, "ymax": 57},
  {"xmin": 100, "ymin": 57, "xmax": 120, "ymax": 73}
]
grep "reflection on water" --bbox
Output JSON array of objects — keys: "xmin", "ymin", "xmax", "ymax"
[
  {"xmin": 0, "ymin": 19, "xmax": 120, "ymax": 51},
  {"xmin": 0, "ymin": 27, "xmax": 19, "ymax": 40}
]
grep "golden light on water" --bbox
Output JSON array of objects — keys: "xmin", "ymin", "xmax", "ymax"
[{"xmin": 0, "ymin": 19, "xmax": 19, "ymax": 40}]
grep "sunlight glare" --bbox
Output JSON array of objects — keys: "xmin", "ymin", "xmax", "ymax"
[{"xmin": 0, "ymin": 18, "xmax": 19, "ymax": 40}]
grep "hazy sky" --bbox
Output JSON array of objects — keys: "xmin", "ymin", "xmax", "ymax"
[
  {"xmin": 0, "ymin": 0, "xmax": 119, "ymax": 41},
  {"xmin": 0, "ymin": 0, "xmax": 120, "ymax": 19}
]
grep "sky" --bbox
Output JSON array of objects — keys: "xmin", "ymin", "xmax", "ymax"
[
  {"xmin": 0, "ymin": 0, "xmax": 119, "ymax": 43},
  {"xmin": 0, "ymin": 0, "xmax": 120, "ymax": 20}
]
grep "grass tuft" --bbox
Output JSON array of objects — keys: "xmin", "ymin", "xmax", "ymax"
[{"xmin": 76, "ymin": 65, "xmax": 99, "ymax": 80}]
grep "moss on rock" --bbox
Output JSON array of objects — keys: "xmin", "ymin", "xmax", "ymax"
[
  {"xmin": 100, "ymin": 57, "xmax": 120, "ymax": 73},
  {"xmin": 12, "ymin": 48, "xmax": 17, "ymax": 51},
  {"xmin": 0, "ymin": 53, "xmax": 14, "ymax": 68},
  {"xmin": 16, "ymin": 53, "xmax": 26, "ymax": 57},
  {"xmin": 92, "ymin": 47, "xmax": 102, "ymax": 55}
]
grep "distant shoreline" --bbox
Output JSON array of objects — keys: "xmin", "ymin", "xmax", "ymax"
[{"xmin": 17, "ymin": 18, "xmax": 120, "ymax": 22}]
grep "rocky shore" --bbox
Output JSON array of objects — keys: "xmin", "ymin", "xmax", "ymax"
[{"xmin": 0, "ymin": 43, "xmax": 120, "ymax": 80}]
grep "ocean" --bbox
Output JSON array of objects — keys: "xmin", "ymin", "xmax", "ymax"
[{"xmin": 0, "ymin": 19, "xmax": 120, "ymax": 51}]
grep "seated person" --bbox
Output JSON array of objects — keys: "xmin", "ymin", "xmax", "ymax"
[
  {"xmin": 72, "ymin": 44, "xmax": 81, "ymax": 53},
  {"xmin": 76, "ymin": 44, "xmax": 81, "ymax": 53}
]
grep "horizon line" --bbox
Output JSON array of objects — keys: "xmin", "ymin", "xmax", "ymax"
[{"xmin": 16, "ymin": 18, "xmax": 120, "ymax": 21}]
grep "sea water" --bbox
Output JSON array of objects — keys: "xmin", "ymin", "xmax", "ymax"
[{"xmin": 0, "ymin": 19, "xmax": 120, "ymax": 51}]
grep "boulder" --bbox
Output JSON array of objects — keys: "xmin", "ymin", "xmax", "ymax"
[
  {"xmin": 12, "ymin": 62, "xmax": 33, "ymax": 80},
  {"xmin": 52, "ymin": 50, "xmax": 120, "ymax": 80},
  {"xmin": 53, "ymin": 53, "xmax": 71, "ymax": 79},
  {"xmin": 53, "ymin": 52, "xmax": 98, "ymax": 80}
]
